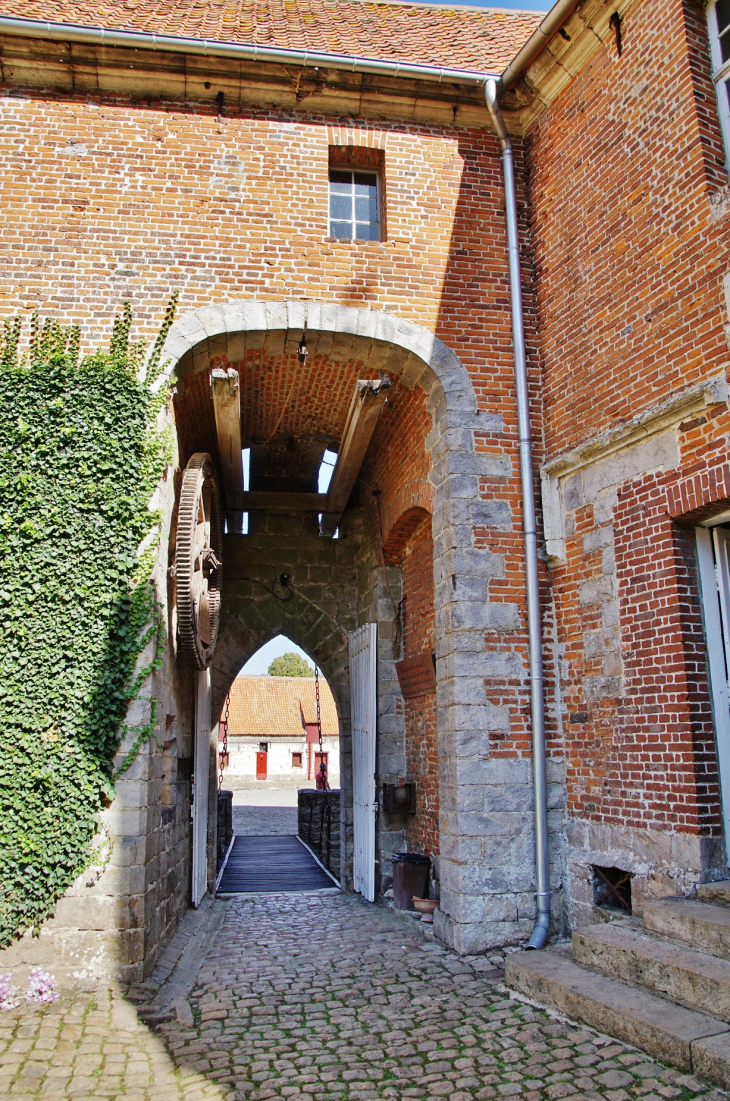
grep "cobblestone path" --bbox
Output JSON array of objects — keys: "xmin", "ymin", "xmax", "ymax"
[
  {"xmin": 1, "ymin": 892, "xmax": 727, "ymax": 1100},
  {"xmin": 232, "ymin": 806, "xmax": 298, "ymax": 836}
]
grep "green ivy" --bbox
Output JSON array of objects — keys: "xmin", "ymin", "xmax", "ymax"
[{"xmin": 0, "ymin": 298, "xmax": 177, "ymax": 947}]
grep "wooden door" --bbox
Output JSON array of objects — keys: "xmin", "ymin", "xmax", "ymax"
[
  {"xmin": 349, "ymin": 623, "xmax": 377, "ymax": 902},
  {"xmin": 256, "ymin": 751, "xmax": 268, "ymax": 780}
]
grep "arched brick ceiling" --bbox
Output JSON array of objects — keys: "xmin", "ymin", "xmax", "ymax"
[{"xmin": 173, "ymin": 346, "xmax": 429, "ymax": 496}]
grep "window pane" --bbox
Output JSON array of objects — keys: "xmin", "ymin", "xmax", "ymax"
[
  {"xmin": 329, "ymin": 169, "xmax": 352, "ymax": 185},
  {"xmin": 354, "ymin": 172, "xmax": 377, "ymax": 188},
  {"xmin": 355, "ymin": 222, "xmax": 379, "ymax": 241},
  {"xmin": 355, "ymin": 193, "xmax": 378, "ymax": 222},
  {"xmin": 330, "ymin": 221, "xmax": 353, "ymax": 239},
  {"xmin": 723, "ymin": 28, "xmax": 730, "ymax": 65},
  {"xmin": 329, "ymin": 194, "xmax": 351, "ymax": 219}
]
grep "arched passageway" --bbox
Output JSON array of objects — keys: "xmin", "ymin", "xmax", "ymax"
[
  {"xmin": 216, "ymin": 636, "xmax": 342, "ymax": 892},
  {"xmin": 158, "ymin": 299, "xmax": 513, "ymax": 952}
]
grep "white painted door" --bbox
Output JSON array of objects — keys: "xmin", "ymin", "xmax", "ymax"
[
  {"xmin": 696, "ymin": 526, "xmax": 730, "ymax": 858},
  {"xmin": 349, "ymin": 623, "xmax": 377, "ymax": 901},
  {"xmin": 192, "ymin": 668, "xmax": 211, "ymax": 907}
]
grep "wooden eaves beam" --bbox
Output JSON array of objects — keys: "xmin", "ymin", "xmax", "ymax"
[
  {"xmin": 232, "ymin": 491, "xmax": 327, "ymax": 514},
  {"xmin": 211, "ymin": 367, "xmax": 244, "ymax": 533},
  {"xmin": 321, "ymin": 379, "xmax": 390, "ymax": 536}
]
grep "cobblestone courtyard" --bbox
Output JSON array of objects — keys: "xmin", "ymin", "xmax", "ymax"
[{"xmin": 1, "ymin": 892, "xmax": 727, "ymax": 1100}]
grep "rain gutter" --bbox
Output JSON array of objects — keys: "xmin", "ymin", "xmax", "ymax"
[
  {"xmin": 500, "ymin": 0, "xmax": 582, "ymax": 90},
  {"xmin": 485, "ymin": 79, "xmax": 550, "ymax": 951},
  {"xmin": 0, "ymin": 15, "xmax": 496, "ymax": 87}
]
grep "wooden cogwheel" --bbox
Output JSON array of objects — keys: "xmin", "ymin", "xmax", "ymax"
[{"xmin": 175, "ymin": 453, "xmax": 223, "ymax": 669}]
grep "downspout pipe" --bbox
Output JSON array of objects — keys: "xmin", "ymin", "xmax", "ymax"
[{"xmin": 485, "ymin": 79, "xmax": 550, "ymax": 950}]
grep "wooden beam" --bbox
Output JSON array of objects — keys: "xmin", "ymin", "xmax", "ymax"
[
  {"xmin": 211, "ymin": 368, "xmax": 244, "ymax": 533},
  {"xmin": 321, "ymin": 380, "xmax": 389, "ymax": 536},
  {"xmin": 232, "ymin": 491, "xmax": 327, "ymax": 514}
]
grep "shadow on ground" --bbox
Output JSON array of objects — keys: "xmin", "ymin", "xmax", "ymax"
[{"xmin": 2, "ymin": 894, "xmax": 727, "ymax": 1100}]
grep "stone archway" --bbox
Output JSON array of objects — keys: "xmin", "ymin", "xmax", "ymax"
[
  {"xmin": 157, "ymin": 299, "xmax": 518, "ymax": 953},
  {"xmin": 210, "ymin": 529, "xmax": 359, "ymax": 885},
  {"xmin": 154, "ymin": 300, "xmax": 477, "ymax": 419}
]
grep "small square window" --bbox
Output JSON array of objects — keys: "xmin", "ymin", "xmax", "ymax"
[
  {"xmin": 328, "ymin": 168, "xmax": 381, "ymax": 242},
  {"xmin": 292, "ymin": 752, "xmax": 303, "ymax": 768}
]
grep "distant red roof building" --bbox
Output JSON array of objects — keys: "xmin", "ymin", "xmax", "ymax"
[
  {"xmin": 227, "ymin": 675, "xmax": 339, "ymax": 739},
  {"xmin": 0, "ymin": 0, "xmax": 541, "ymax": 74}
]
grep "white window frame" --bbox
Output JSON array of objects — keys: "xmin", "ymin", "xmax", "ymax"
[
  {"xmin": 696, "ymin": 521, "xmax": 730, "ymax": 860},
  {"xmin": 328, "ymin": 167, "xmax": 382, "ymax": 243},
  {"xmin": 707, "ymin": 0, "xmax": 730, "ymax": 172}
]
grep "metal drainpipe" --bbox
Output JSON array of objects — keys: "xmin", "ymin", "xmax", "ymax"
[{"xmin": 485, "ymin": 79, "xmax": 550, "ymax": 950}]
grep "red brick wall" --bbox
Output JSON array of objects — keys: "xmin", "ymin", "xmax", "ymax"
[
  {"xmin": 529, "ymin": 0, "xmax": 729, "ymax": 458},
  {"xmin": 0, "ymin": 61, "xmax": 542, "ymax": 860},
  {"xmin": 401, "ymin": 519, "xmax": 439, "ymax": 856},
  {"xmin": 528, "ymin": 0, "xmax": 730, "ymax": 841}
]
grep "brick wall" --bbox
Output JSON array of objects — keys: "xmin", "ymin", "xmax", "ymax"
[
  {"xmin": 527, "ymin": 0, "xmax": 730, "ymax": 919},
  {"xmin": 0, "ymin": 36, "xmax": 550, "ymax": 956},
  {"xmin": 401, "ymin": 520, "xmax": 439, "ymax": 858}
]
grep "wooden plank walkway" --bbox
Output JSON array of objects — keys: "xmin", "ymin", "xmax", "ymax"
[{"xmin": 216, "ymin": 835, "xmax": 339, "ymax": 895}]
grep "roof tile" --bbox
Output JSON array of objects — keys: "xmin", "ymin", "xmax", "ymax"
[
  {"xmin": 227, "ymin": 675, "xmax": 339, "ymax": 739},
  {"xmin": 0, "ymin": 0, "xmax": 541, "ymax": 74}
]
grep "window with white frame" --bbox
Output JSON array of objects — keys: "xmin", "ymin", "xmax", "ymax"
[
  {"xmin": 328, "ymin": 169, "xmax": 381, "ymax": 241},
  {"xmin": 708, "ymin": 0, "xmax": 730, "ymax": 169},
  {"xmin": 696, "ymin": 521, "xmax": 730, "ymax": 852}
]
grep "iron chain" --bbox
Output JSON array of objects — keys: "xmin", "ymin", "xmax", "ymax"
[
  {"xmin": 315, "ymin": 665, "xmax": 329, "ymax": 790},
  {"xmin": 219, "ymin": 691, "xmax": 230, "ymax": 789}
]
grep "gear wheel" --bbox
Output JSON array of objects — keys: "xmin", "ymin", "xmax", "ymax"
[{"xmin": 175, "ymin": 453, "xmax": 223, "ymax": 669}]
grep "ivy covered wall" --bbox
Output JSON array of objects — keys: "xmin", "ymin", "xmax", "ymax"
[{"xmin": 0, "ymin": 304, "xmax": 176, "ymax": 950}]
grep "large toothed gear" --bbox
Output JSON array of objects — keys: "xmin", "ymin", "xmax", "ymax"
[{"xmin": 175, "ymin": 453, "xmax": 223, "ymax": 669}]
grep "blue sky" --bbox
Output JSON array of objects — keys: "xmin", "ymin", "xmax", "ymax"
[{"xmin": 240, "ymin": 636, "xmax": 315, "ymax": 676}]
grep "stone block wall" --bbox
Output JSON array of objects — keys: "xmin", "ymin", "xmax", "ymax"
[{"xmin": 298, "ymin": 789, "xmax": 341, "ymax": 880}]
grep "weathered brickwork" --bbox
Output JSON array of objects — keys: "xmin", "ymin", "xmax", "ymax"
[
  {"xmin": 525, "ymin": 0, "xmax": 730, "ymax": 923},
  {"xmin": 401, "ymin": 519, "xmax": 439, "ymax": 859},
  {"xmin": 0, "ymin": 27, "xmax": 554, "ymax": 964},
  {"xmin": 11, "ymin": 0, "xmax": 730, "ymax": 979}
]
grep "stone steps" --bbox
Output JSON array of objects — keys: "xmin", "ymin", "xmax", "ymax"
[
  {"xmin": 697, "ymin": 881, "xmax": 730, "ymax": 907},
  {"xmin": 643, "ymin": 898, "xmax": 730, "ymax": 959},
  {"xmin": 506, "ymin": 882, "xmax": 730, "ymax": 1091},
  {"xmin": 572, "ymin": 920, "xmax": 730, "ymax": 1021},
  {"xmin": 506, "ymin": 948, "xmax": 730, "ymax": 1086}
]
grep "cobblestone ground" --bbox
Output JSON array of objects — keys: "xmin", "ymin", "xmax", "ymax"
[
  {"xmin": 232, "ymin": 806, "xmax": 298, "ymax": 836},
  {"xmin": 1, "ymin": 892, "xmax": 727, "ymax": 1100}
]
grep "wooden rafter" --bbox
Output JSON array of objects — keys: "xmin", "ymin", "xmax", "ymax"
[
  {"xmin": 211, "ymin": 367, "xmax": 244, "ymax": 533},
  {"xmin": 321, "ymin": 379, "xmax": 389, "ymax": 536},
  {"xmin": 233, "ymin": 491, "xmax": 327, "ymax": 514}
]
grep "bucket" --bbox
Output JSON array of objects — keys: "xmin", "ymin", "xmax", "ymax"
[{"xmin": 391, "ymin": 851, "xmax": 430, "ymax": 910}]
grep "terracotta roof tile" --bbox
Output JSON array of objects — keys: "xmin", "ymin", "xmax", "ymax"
[
  {"xmin": 0, "ymin": 0, "xmax": 542, "ymax": 75},
  {"xmin": 227, "ymin": 675, "xmax": 339, "ymax": 739}
]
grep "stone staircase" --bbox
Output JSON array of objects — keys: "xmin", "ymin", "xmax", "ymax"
[{"xmin": 507, "ymin": 882, "xmax": 730, "ymax": 1091}]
